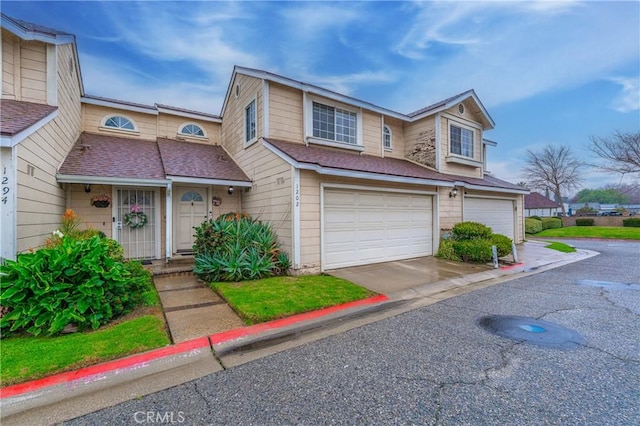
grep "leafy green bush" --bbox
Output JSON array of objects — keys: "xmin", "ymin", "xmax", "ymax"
[
  {"xmin": 453, "ymin": 239, "xmax": 494, "ymax": 263},
  {"xmin": 193, "ymin": 212, "xmax": 290, "ymax": 282},
  {"xmin": 541, "ymin": 217, "xmax": 563, "ymax": 230},
  {"xmin": 525, "ymin": 218, "xmax": 543, "ymax": 234},
  {"xmin": 576, "ymin": 218, "xmax": 594, "ymax": 226},
  {"xmin": 436, "ymin": 239, "xmax": 461, "ymax": 261},
  {"xmin": 622, "ymin": 218, "xmax": 640, "ymax": 227},
  {"xmin": 490, "ymin": 233, "xmax": 513, "ymax": 257},
  {"xmin": 529, "ymin": 215, "xmax": 542, "ymax": 221},
  {"xmin": 0, "ymin": 236, "xmax": 151, "ymax": 337},
  {"xmin": 452, "ymin": 222, "xmax": 492, "ymax": 241}
]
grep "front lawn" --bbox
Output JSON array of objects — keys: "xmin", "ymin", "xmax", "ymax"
[
  {"xmin": 544, "ymin": 241, "xmax": 577, "ymax": 253},
  {"xmin": 212, "ymin": 275, "xmax": 376, "ymax": 325},
  {"xmin": 0, "ymin": 311, "xmax": 170, "ymax": 387},
  {"xmin": 532, "ymin": 226, "xmax": 640, "ymax": 240}
]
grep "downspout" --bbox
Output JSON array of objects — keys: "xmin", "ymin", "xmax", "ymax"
[{"xmin": 165, "ymin": 181, "xmax": 172, "ymax": 262}]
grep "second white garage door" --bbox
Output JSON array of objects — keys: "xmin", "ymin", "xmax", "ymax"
[
  {"xmin": 464, "ymin": 197, "xmax": 515, "ymax": 240},
  {"xmin": 323, "ymin": 189, "xmax": 433, "ymax": 270}
]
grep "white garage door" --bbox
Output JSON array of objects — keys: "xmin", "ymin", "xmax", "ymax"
[
  {"xmin": 323, "ymin": 189, "xmax": 433, "ymax": 270},
  {"xmin": 464, "ymin": 197, "xmax": 515, "ymax": 240}
]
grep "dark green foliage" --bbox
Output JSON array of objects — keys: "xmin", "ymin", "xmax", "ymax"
[
  {"xmin": 574, "ymin": 188, "xmax": 628, "ymax": 204},
  {"xmin": 0, "ymin": 236, "xmax": 152, "ymax": 337},
  {"xmin": 525, "ymin": 218, "xmax": 543, "ymax": 234},
  {"xmin": 436, "ymin": 239, "xmax": 461, "ymax": 261},
  {"xmin": 622, "ymin": 218, "xmax": 640, "ymax": 227},
  {"xmin": 452, "ymin": 221, "xmax": 492, "ymax": 241},
  {"xmin": 541, "ymin": 217, "xmax": 563, "ymax": 230},
  {"xmin": 575, "ymin": 206, "xmax": 597, "ymax": 216},
  {"xmin": 576, "ymin": 218, "xmax": 595, "ymax": 226},
  {"xmin": 193, "ymin": 212, "xmax": 290, "ymax": 282},
  {"xmin": 529, "ymin": 215, "xmax": 542, "ymax": 221},
  {"xmin": 490, "ymin": 233, "xmax": 513, "ymax": 257},
  {"xmin": 453, "ymin": 239, "xmax": 494, "ymax": 263}
]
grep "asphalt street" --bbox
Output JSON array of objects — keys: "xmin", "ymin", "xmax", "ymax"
[{"xmin": 65, "ymin": 239, "xmax": 640, "ymax": 425}]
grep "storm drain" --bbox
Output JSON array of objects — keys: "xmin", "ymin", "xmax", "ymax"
[
  {"xmin": 578, "ymin": 279, "xmax": 640, "ymax": 291},
  {"xmin": 478, "ymin": 315, "xmax": 584, "ymax": 349}
]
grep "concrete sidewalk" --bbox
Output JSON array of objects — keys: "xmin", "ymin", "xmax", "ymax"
[{"xmin": 0, "ymin": 241, "xmax": 599, "ymax": 425}]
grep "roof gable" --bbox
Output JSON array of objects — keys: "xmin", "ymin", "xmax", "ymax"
[
  {"xmin": 409, "ymin": 90, "xmax": 495, "ymax": 129},
  {"xmin": 525, "ymin": 192, "xmax": 560, "ymax": 209}
]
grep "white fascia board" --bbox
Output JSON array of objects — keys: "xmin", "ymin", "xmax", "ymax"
[
  {"xmin": 411, "ymin": 90, "xmax": 495, "ymax": 129},
  {"xmin": 155, "ymin": 106, "xmax": 221, "ymax": 123},
  {"xmin": 1, "ymin": 16, "xmax": 75, "ymax": 45},
  {"xmin": 56, "ymin": 174, "xmax": 170, "ymax": 187},
  {"xmin": 81, "ymin": 97, "xmax": 158, "ymax": 115},
  {"xmin": 262, "ymin": 140, "xmax": 455, "ymax": 188},
  {"xmin": 0, "ymin": 110, "xmax": 58, "ymax": 147},
  {"xmin": 483, "ymin": 138, "xmax": 498, "ymax": 147},
  {"xmin": 235, "ymin": 66, "xmax": 409, "ymax": 122},
  {"xmin": 167, "ymin": 176, "xmax": 252, "ymax": 187},
  {"xmin": 459, "ymin": 182, "xmax": 529, "ymax": 195}
]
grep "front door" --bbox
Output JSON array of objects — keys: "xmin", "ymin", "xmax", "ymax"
[
  {"xmin": 175, "ymin": 187, "xmax": 207, "ymax": 252},
  {"xmin": 115, "ymin": 188, "xmax": 159, "ymax": 259}
]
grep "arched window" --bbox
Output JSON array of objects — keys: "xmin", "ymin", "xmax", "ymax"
[
  {"xmin": 178, "ymin": 123, "xmax": 206, "ymax": 138},
  {"xmin": 102, "ymin": 115, "xmax": 137, "ymax": 131},
  {"xmin": 383, "ymin": 125, "xmax": 392, "ymax": 150},
  {"xmin": 180, "ymin": 191, "xmax": 204, "ymax": 202}
]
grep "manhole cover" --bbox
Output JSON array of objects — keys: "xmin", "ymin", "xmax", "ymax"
[
  {"xmin": 478, "ymin": 315, "xmax": 584, "ymax": 349},
  {"xmin": 578, "ymin": 279, "xmax": 640, "ymax": 291}
]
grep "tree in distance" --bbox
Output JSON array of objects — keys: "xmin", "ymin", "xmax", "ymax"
[{"xmin": 588, "ymin": 131, "xmax": 640, "ymax": 176}]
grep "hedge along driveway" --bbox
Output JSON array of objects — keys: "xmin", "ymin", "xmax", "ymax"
[{"xmin": 533, "ymin": 227, "xmax": 640, "ymax": 240}]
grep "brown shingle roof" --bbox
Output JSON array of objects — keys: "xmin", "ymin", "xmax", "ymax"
[
  {"xmin": 0, "ymin": 99, "xmax": 57, "ymax": 136},
  {"xmin": 264, "ymin": 138, "xmax": 453, "ymax": 182},
  {"xmin": 157, "ymin": 138, "xmax": 250, "ymax": 182},
  {"xmin": 525, "ymin": 192, "xmax": 560, "ymax": 209},
  {"xmin": 59, "ymin": 133, "xmax": 165, "ymax": 180},
  {"xmin": 456, "ymin": 173, "xmax": 527, "ymax": 192}
]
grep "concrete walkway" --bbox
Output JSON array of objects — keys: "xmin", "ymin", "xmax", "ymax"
[{"xmin": 154, "ymin": 274, "xmax": 244, "ymax": 343}]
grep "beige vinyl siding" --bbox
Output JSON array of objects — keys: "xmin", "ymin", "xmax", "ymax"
[
  {"xmin": 82, "ymin": 104, "xmax": 157, "ymax": 140},
  {"xmin": 439, "ymin": 115, "xmax": 483, "ymax": 178},
  {"xmin": 15, "ymin": 44, "xmax": 82, "ymax": 251},
  {"xmin": 67, "ymin": 184, "xmax": 113, "ymax": 237},
  {"xmin": 157, "ymin": 113, "xmax": 222, "ymax": 145},
  {"xmin": 269, "ymin": 82, "xmax": 303, "ymax": 143},
  {"xmin": 298, "ymin": 170, "xmax": 438, "ymax": 273},
  {"xmin": 362, "ymin": 109, "xmax": 381, "ymax": 155},
  {"xmin": 20, "ymin": 41, "xmax": 47, "ymax": 104},
  {"xmin": 438, "ymin": 186, "xmax": 463, "ymax": 231},
  {"xmin": 2, "ymin": 30, "xmax": 16, "ymax": 98},
  {"xmin": 221, "ymin": 73, "xmax": 263, "ymax": 156}
]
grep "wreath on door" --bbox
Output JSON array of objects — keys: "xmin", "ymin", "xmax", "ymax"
[{"xmin": 123, "ymin": 204, "xmax": 148, "ymax": 229}]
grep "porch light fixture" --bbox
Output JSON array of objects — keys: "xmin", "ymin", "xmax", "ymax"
[
  {"xmin": 84, "ymin": 184, "xmax": 92, "ymax": 193},
  {"xmin": 449, "ymin": 187, "xmax": 458, "ymax": 198},
  {"xmin": 227, "ymin": 186, "xmax": 234, "ymax": 195}
]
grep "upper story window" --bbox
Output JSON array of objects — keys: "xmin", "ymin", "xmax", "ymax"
[
  {"xmin": 383, "ymin": 125, "xmax": 392, "ymax": 150},
  {"xmin": 313, "ymin": 102, "xmax": 357, "ymax": 145},
  {"xmin": 244, "ymin": 98, "xmax": 257, "ymax": 145},
  {"xmin": 179, "ymin": 123, "xmax": 206, "ymax": 138},
  {"xmin": 450, "ymin": 124, "xmax": 474, "ymax": 158},
  {"xmin": 103, "ymin": 115, "xmax": 136, "ymax": 131}
]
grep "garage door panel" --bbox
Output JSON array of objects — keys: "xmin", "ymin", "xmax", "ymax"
[
  {"xmin": 464, "ymin": 198, "xmax": 515, "ymax": 240},
  {"xmin": 323, "ymin": 189, "xmax": 433, "ymax": 269}
]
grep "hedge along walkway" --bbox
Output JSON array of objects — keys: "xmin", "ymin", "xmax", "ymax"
[{"xmin": 154, "ymin": 274, "xmax": 244, "ymax": 343}]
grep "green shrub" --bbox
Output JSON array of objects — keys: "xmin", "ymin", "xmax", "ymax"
[
  {"xmin": 193, "ymin": 212, "xmax": 290, "ymax": 282},
  {"xmin": 0, "ymin": 236, "xmax": 151, "ymax": 337},
  {"xmin": 436, "ymin": 239, "xmax": 461, "ymax": 261},
  {"xmin": 622, "ymin": 218, "xmax": 640, "ymax": 227},
  {"xmin": 529, "ymin": 215, "xmax": 542, "ymax": 221},
  {"xmin": 490, "ymin": 233, "xmax": 513, "ymax": 257},
  {"xmin": 541, "ymin": 217, "xmax": 563, "ymax": 230},
  {"xmin": 452, "ymin": 221, "xmax": 492, "ymax": 241},
  {"xmin": 576, "ymin": 218, "xmax": 594, "ymax": 226},
  {"xmin": 525, "ymin": 218, "xmax": 543, "ymax": 234},
  {"xmin": 453, "ymin": 239, "xmax": 494, "ymax": 263}
]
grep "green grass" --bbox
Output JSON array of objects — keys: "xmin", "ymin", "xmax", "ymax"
[
  {"xmin": 1, "ymin": 314, "xmax": 170, "ymax": 386},
  {"xmin": 544, "ymin": 241, "xmax": 577, "ymax": 253},
  {"xmin": 532, "ymin": 226, "xmax": 640, "ymax": 240},
  {"xmin": 212, "ymin": 275, "xmax": 376, "ymax": 325}
]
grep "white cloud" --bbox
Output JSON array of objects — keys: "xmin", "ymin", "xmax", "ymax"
[{"xmin": 608, "ymin": 77, "xmax": 640, "ymax": 112}]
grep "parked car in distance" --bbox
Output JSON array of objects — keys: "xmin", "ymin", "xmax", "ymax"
[{"xmin": 598, "ymin": 211, "xmax": 623, "ymax": 216}]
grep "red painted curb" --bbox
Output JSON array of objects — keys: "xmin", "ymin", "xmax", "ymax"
[
  {"xmin": 500, "ymin": 262, "xmax": 525, "ymax": 271},
  {"xmin": 0, "ymin": 337, "xmax": 210, "ymax": 399},
  {"xmin": 209, "ymin": 294, "xmax": 390, "ymax": 345}
]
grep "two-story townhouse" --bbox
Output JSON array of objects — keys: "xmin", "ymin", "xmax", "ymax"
[{"xmin": 1, "ymin": 15, "xmax": 527, "ymax": 273}]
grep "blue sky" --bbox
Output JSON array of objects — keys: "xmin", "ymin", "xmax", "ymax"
[{"xmin": 4, "ymin": 1, "xmax": 639, "ymax": 192}]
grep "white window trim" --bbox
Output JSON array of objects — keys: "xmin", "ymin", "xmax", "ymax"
[
  {"xmin": 383, "ymin": 125, "xmax": 392, "ymax": 151},
  {"xmin": 243, "ymin": 95, "xmax": 258, "ymax": 148},
  {"xmin": 99, "ymin": 114, "xmax": 140, "ymax": 135},
  {"xmin": 177, "ymin": 122, "xmax": 208, "ymax": 140},
  {"xmin": 304, "ymin": 94, "xmax": 363, "ymax": 149}
]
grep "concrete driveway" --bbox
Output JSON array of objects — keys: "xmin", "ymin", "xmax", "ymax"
[{"xmin": 327, "ymin": 256, "xmax": 491, "ymax": 295}]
